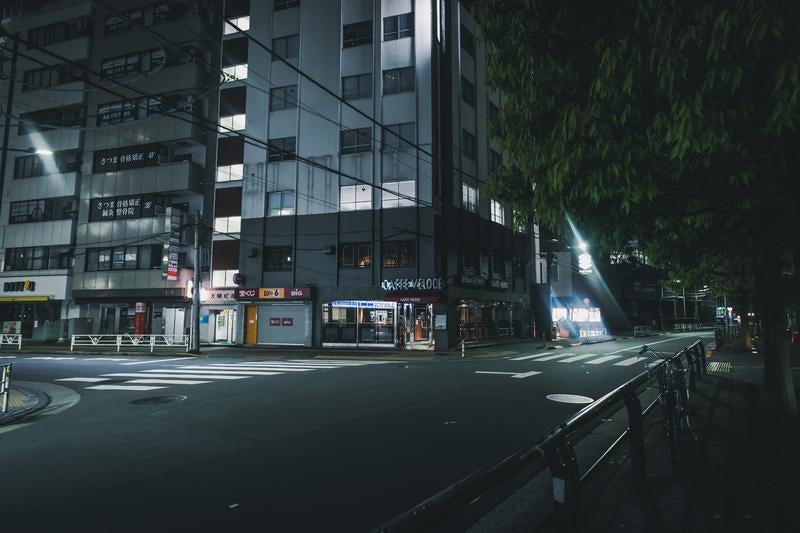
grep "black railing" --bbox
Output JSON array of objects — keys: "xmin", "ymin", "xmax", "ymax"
[{"xmin": 376, "ymin": 339, "xmax": 707, "ymax": 533}]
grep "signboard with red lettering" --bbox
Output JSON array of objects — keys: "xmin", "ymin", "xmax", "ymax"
[{"xmin": 235, "ymin": 287, "xmax": 311, "ymax": 300}]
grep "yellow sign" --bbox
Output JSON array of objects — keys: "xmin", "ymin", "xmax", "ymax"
[
  {"xmin": 258, "ymin": 288, "xmax": 285, "ymax": 299},
  {"xmin": 0, "ymin": 296, "xmax": 48, "ymax": 302}
]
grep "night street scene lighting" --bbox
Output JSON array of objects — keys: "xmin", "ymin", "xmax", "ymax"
[{"xmin": 0, "ymin": 1, "xmax": 798, "ymax": 532}]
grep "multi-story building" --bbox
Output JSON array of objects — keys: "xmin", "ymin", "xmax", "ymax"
[
  {"xmin": 202, "ymin": 0, "xmax": 541, "ymax": 349},
  {"xmin": 0, "ymin": 0, "xmax": 221, "ymax": 338}
]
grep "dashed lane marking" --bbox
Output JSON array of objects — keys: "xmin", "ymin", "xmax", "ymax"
[
  {"xmin": 103, "ymin": 372, "xmax": 249, "ymax": 380},
  {"xmin": 475, "ymin": 371, "xmax": 516, "ymax": 375},
  {"xmin": 55, "ymin": 377, "xmax": 110, "ymax": 383},
  {"xmin": 510, "ymin": 370, "xmax": 542, "ymax": 379}
]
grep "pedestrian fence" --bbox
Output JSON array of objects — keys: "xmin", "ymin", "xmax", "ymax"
[
  {"xmin": 376, "ymin": 338, "xmax": 707, "ymax": 533},
  {"xmin": 1, "ymin": 363, "xmax": 11, "ymax": 413},
  {"xmin": 633, "ymin": 325, "xmax": 652, "ymax": 337},
  {"xmin": 0, "ymin": 334, "xmax": 21, "ymax": 350},
  {"xmin": 673, "ymin": 323, "xmax": 702, "ymax": 332},
  {"xmin": 70, "ymin": 334, "xmax": 189, "ymax": 353}
]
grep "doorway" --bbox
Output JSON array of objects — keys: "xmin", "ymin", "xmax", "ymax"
[
  {"xmin": 402, "ymin": 303, "xmax": 432, "ymax": 347},
  {"xmin": 244, "ymin": 305, "xmax": 258, "ymax": 345}
]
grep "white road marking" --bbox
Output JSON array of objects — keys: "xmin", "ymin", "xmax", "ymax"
[
  {"xmin": 586, "ymin": 355, "xmax": 623, "ymax": 365},
  {"xmin": 121, "ymin": 357, "xmax": 191, "ymax": 366},
  {"xmin": 510, "ymin": 352, "xmax": 551, "ymax": 361},
  {"xmin": 86, "ymin": 384, "xmax": 167, "ymax": 391},
  {"xmin": 533, "ymin": 353, "xmax": 577, "ymax": 362},
  {"xmin": 55, "ymin": 377, "xmax": 110, "ymax": 383},
  {"xmin": 206, "ymin": 365, "xmax": 314, "ymax": 372},
  {"xmin": 475, "ymin": 371, "xmax": 517, "ymax": 375},
  {"xmin": 240, "ymin": 362, "xmax": 346, "ymax": 367},
  {"xmin": 605, "ymin": 336, "xmax": 698, "ymax": 356},
  {"xmin": 0, "ymin": 355, "xmax": 17, "ymax": 359},
  {"xmin": 558, "ymin": 354, "xmax": 599, "ymax": 363},
  {"xmin": 511, "ymin": 370, "xmax": 542, "ymax": 379},
  {"xmin": 29, "ymin": 356, "xmax": 75, "ymax": 360},
  {"xmin": 103, "ymin": 373, "xmax": 249, "ymax": 380},
  {"xmin": 163, "ymin": 368, "xmax": 283, "ymax": 376},
  {"xmin": 0, "ymin": 422, "xmax": 32, "ymax": 434},
  {"xmin": 90, "ymin": 357, "xmax": 134, "ymax": 362},
  {"xmin": 124, "ymin": 379, "xmax": 211, "ymax": 385},
  {"xmin": 614, "ymin": 356, "xmax": 650, "ymax": 367}
]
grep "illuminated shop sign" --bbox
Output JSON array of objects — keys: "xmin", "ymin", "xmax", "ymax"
[
  {"xmin": 3, "ymin": 280, "xmax": 35, "ymax": 292},
  {"xmin": 328, "ymin": 300, "xmax": 396, "ymax": 309},
  {"xmin": 93, "ymin": 143, "xmax": 167, "ymax": 173},
  {"xmin": 381, "ymin": 277, "xmax": 445, "ymax": 291},
  {"xmin": 234, "ymin": 287, "xmax": 311, "ymax": 300},
  {"xmin": 89, "ymin": 195, "xmax": 165, "ymax": 221}
]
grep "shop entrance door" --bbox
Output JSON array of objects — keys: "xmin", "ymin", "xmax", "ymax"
[
  {"xmin": 244, "ymin": 305, "xmax": 258, "ymax": 345},
  {"xmin": 100, "ymin": 306, "xmax": 116, "ymax": 334},
  {"xmin": 403, "ymin": 303, "xmax": 431, "ymax": 346}
]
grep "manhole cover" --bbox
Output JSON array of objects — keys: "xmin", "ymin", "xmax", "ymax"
[
  {"xmin": 546, "ymin": 394, "xmax": 594, "ymax": 404},
  {"xmin": 130, "ymin": 395, "xmax": 187, "ymax": 406}
]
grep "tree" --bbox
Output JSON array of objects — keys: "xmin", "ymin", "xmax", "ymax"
[{"xmin": 473, "ymin": 0, "xmax": 800, "ymax": 416}]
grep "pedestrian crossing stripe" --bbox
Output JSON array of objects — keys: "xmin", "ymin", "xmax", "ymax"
[
  {"xmin": 510, "ymin": 352, "xmax": 551, "ymax": 361},
  {"xmin": 103, "ymin": 372, "xmax": 249, "ymax": 380},
  {"xmin": 614, "ymin": 356, "xmax": 650, "ymax": 367},
  {"xmin": 143, "ymin": 368, "xmax": 282, "ymax": 376},
  {"xmin": 124, "ymin": 379, "xmax": 212, "ymax": 385},
  {"xmin": 586, "ymin": 355, "xmax": 622, "ymax": 365},
  {"xmin": 86, "ymin": 384, "xmax": 166, "ymax": 391},
  {"xmin": 558, "ymin": 354, "xmax": 598, "ymax": 363},
  {"xmin": 534, "ymin": 353, "xmax": 577, "ymax": 362}
]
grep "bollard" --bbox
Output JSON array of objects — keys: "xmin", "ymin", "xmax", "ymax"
[{"xmin": 461, "ymin": 339, "xmax": 465, "ymax": 358}]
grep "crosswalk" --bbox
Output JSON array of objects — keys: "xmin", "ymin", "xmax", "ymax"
[
  {"xmin": 55, "ymin": 360, "xmax": 397, "ymax": 393},
  {"xmin": 508, "ymin": 350, "xmax": 656, "ymax": 367}
]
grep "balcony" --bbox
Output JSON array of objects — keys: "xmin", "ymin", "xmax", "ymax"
[
  {"xmin": 87, "ymin": 160, "xmax": 205, "ymax": 195},
  {"xmin": 88, "ymin": 114, "xmax": 203, "ymax": 151},
  {"xmin": 72, "ymin": 268, "xmax": 194, "ymax": 294}
]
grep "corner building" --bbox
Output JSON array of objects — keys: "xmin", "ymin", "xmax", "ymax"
[{"xmin": 206, "ymin": 0, "xmax": 539, "ymax": 349}]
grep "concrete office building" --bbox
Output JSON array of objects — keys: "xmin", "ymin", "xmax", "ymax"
[
  {"xmin": 205, "ymin": 0, "xmax": 543, "ymax": 349},
  {"xmin": 0, "ymin": 0, "xmax": 221, "ymax": 338}
]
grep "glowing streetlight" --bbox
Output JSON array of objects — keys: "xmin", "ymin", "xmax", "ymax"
[{"xmin": 577, "ymin": 241, "xmax": 588, "ymax": 251}]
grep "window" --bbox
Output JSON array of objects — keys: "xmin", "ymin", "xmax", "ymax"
[
  {"xmin": 19, "ymin": 105, "xmax": 85, "ymax": 134},
  {"xmin": 272, "ymin": 35, "xmax": 299, "ymax": 60},
  {"xmin": 343, "ymin": 20, "xmax": 372, "ymax": 48},
  {"xmin": 381, "ymin": 180, "xmax": 415, "ymax": 208},
  {"xmin": 212, "ymin": 269, "xmax": 239, "ymax": 287},
  {"xmin": 8, "ymin": 198, "xmax": 56, "ymax": 224},
  {"xmin": 223, "ymin": 16, "xmax": 250, "ymax": 34},
  {"xmin": 29, "ymin": 16, "xmax": 89, "ymax": 47},
  {"xmin": 4, "ymin": 246, "xmax": 54, "ymax": 271},
  {"xmin": 96, "ymin": 94, "xmax": 193, "ymax": 127},
  {"xmin": 217, "ymin": 136, "xmax": 244, "ymax": 181},
  {"xmin": 491, "ymin": 252, "xmax": 506, "ymax": 278},
  {"xmin": 339, "ymin": 242, "xmax": 371, "ymax": 268},
  {"xmin": 267, "ymin": 137, "xmax": 296, "ymax": 162},
  {"xmin": 462, "ymin": 245, "xmax": 478, "ymax": 272},
  {"xmin": 340, "ymin": 127, "xmax": 372, "ymax": 154},
  {"xmin": 513, "ymin": 209, "xmax": 527, "ymax": 233},
  {"xmin": 85, "ymin": 245, "xmax": 160, "ymax": 271},
  {"xmin": 270, "ymin": 85, "xmax": 298, "ymax": 111},
  {"xmin": 13, "ymin": 152, "xmax": 75, "ymax": 179},
  {"xmin": 340, "ymin": 185, "xmax": 372, "ymax": 211},
  {"xmin": 382, "ymin": 122, "xmax": 415, "ymax": 151},
  {"xmin": 101, "ymin": 49, "xmax": 165, "ymax": 79},
  {"xmin": 274, "ymin": 0, "xmax": 299, "ymax": 10},
  {"xmin": 383, "ymin": 240, "xmax": 415, "ymax": 267},
  {"xmin": 383, "ymin": 67, "xmax": 415, "ymax": 95},
  {"xmin": 490, "ymin": 199, "xmax": 505, "ymax": 225},
  {"xmin": 462, "ymin": 129, "xmax": 476, "ymax": 159},
  {"xmin": 461, "ymin": 25, "xmax": 475, "ymax": 57},
  {"xmin": 383, "ymin": 12, "xmax": 413, "ymax": 41},
  {"xmin": 489, "ymin": 149, "xmax": 502, "ymax": 174},
  {"xmin": 217, "ymin": 163, "xmax": 243, "ymax": 182},
  {"xmin": 214, "ymin": 216, "xmax": 242, "ymax": 233},
  {"xmin": 22, "ymin": 65, "xmax": 74, "ymax": 92},
  {"xmin": 97, "ymin": 100, "xmax": 141, "ymax": 126},
  {"xmin": 223, "ymin": 64, "xmax": 248, "ymax": 82},
  {"xmin": 462, "ymin": 183, "xmax": 478, "ymax": 213},
  {"xmin": 342, "ymin": 73, "xmax": 372, "ymax": 100},
  {"xmin": 268, "ymin": 191, "xmax": 295, "ymax": 216},
  {"xmin": 461, "ymin": 76, "xmax": 475, "ymax": 107},
  {"xmin": 104, "ymin": 4, "xmax": 176, "ymax": 35},
  {"xmin": 219, "ymin": 114, "xmax": 246, "ymax": 131},
  {"xmin": 264, "ymin": 246, "xmax": 293, "ymax": 270},
  {"xmin": 222, "ymin": 37, "xmax": 248, "ymax": 81}
]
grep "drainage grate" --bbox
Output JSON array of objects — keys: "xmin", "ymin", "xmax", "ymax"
[{"xmin": 130, "ymin": 395, "xmax": 187, "ymax": 406}]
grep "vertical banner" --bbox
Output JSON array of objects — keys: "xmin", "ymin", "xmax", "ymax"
[{"xmin": 167, "ymin": 208, "xmax": 182, "ymax": 281}]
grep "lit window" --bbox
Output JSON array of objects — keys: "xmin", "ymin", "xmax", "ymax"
[
  {"xmin": 214, "ymin": 216, "xmax": 241, "ymax": 234},
  {"xmin": 462, "ymin": 183, "xmax": 478, "ymax": 213},
  {"xmin": 222, "ymin": 64, "xmax": 248, "ymax": 82},
  {"xmin": 381, "ymin": 180, "xmax": 415, "ymax": 208},
  {"xmin": 219, "ymin": 114, "xmax": 246, "ymax": 131},
  {"xmin": 340, "ymin": 185, "xmax": 372, "ymax": 211},
  {"xmin": 265, "ymin": 246, "xmax": 293, "ymax": 270},
  {"xmin": 212, "ymin": 269, "xmax": 239, "ymax": 287},
  {"xmin": 216, "ymin": 163, "xmax": 244, "ymax": 182},
  {"xmin": 490, "ymin": 199, "xmax": 504, "ymax": 225},
  {"xmin": 224, "ymin": 16, "xmax": 250, "ymax": 35},
  {"xmin": 339, "ymin": 242, "xmax": 371, "ymax": 268},
  {"xmin": 268, "ymin": 191, "xmax": 295, "ymax": 216}
]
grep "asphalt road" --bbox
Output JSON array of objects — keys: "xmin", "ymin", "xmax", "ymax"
[{"xmin": 0, "ymin": 332, "xmax": 711, "ymax": 532}]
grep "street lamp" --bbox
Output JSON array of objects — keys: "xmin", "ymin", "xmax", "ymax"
[{"xmin": 6, "ymin": 147, "xmax": 52, "ymax": 155}]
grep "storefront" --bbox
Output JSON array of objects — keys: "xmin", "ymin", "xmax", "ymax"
[
  {"xmin": 0, "ymin": 275, "xmax": 68, "ymax": 339},
  {"xmin": 200, "ymin": 288, "xmax": 238, "ymax": 344},
  {"xmin": 72, "ymin": 288, "xmax": 189, "ymax": 336},
  {"xmin": 322, "ymin": 300, "xmax": 397, "ymax": 348},
  {"xmin": 235, "ymin": 287, "xmax": 312, "ymax": 346},
  {"xmin": 457, "ymin": 300, "xmax": 524, "ymax": 342}
]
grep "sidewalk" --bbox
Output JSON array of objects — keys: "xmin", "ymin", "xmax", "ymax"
[
  {"xmin": 579, "ymin": 338, "xmax": 800, "ymax": 533},
  {"xmin": 0, "ymin": 385, "xmax": 48, "ymax": 426}
]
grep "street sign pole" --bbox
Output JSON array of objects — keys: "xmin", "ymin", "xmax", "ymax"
[{"xmin": 190, "ymin": 211, "xmax": 201, "ymax": 354}]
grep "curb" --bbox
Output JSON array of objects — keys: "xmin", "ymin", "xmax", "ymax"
[{"xmin": 0, "ymin": 387, "xmax": 50, "ymax": 426}]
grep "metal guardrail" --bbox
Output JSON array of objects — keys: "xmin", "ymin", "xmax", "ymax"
[
  {"xmin": 70, "ymin": 334, "xmax": 189, "ymax": 353},
  {"xmin": 633, "ymin": 325, "xmax": 652, "ymax": 336},
  {"xmin": 0, "ymin": 334, "xmax": 21, "ymax": 350},
  {"xmin": 376, "ymin": 338, "xmax": 707, "ymax": 533},
  {"xmin": 1, "ymin": 363, "xmax": 11, "ymax": 413},
  {"xmin": 673, "ymin": 323, "xmax": 701, "ymax": 332}
]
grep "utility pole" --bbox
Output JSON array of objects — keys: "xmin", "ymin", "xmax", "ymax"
[
  {"xmin": 0, "ymin": 33, "xmax": 18, "ymax": 203},
  {"xmin": 190, "ymin": 211, "xmax": 201, "ymax": 354},
  {"xmin": 681, "ymin": 284, "xmax": 687, "ymax": 318}
]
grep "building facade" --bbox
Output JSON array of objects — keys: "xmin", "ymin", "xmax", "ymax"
[
  {"xmin": 203, "ymin": 0, "xmax": 540, "ymax": 349},
  {"xmin": 0, "ymin": 0, "xmax": 220, "ymax": 338}
]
